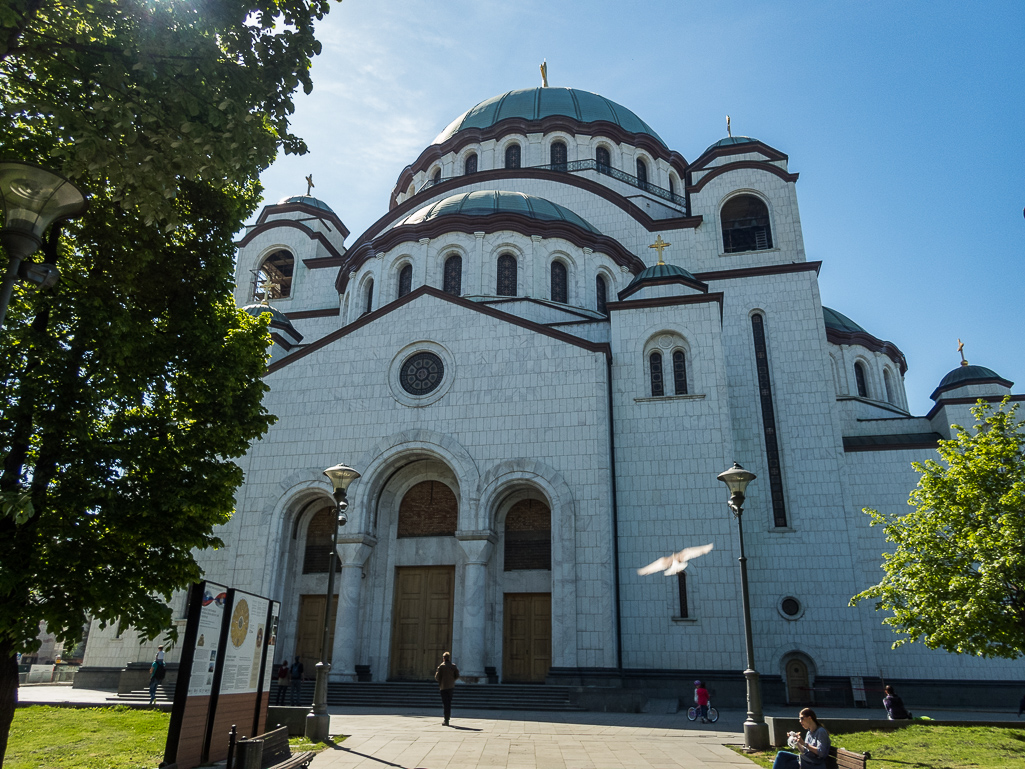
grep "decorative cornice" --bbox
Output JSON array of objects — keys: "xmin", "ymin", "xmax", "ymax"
[
  {"xmin": 616, "ymin": 275, "xmax": 709, "ymax": 301},
  {"xmin": 236, "ymin": 219, "xmax": 346, "ymax": 262},
  {"xmin": 391, "ymin": 116, "xmax": 689, "ymax": 206},
  {"xmin": 688, "ymin": 160, "xmax": 799, "ymax": 194},
  {"xmin": 266, "ymin": 285, "xmax": 611, "ymax": 374},
  {"xmin": 825, "ymin": 327, "xmax": 907, "ymax": 375},
  {"xmin": 688, "ymin": 139, "xmax": 789, "ymax": 171},
  {"xmin": 335, "ymin": 211, "xmax": 648, "ymax": 295},
  {"xmin": 284, "ymin": 307, "xmax": 340, "ymax": 320},
  {"xmin": 255, "ymin": 201, "xmax": 349, "ymax": 239},
  {"xmin": 925, "ymin": 394, "xmax": 1023, "ymax": 420},
  {"xmin": 606, "ymin": 292, "xmax": 724, "ymax": 323},
  {"xmin": 692, "ymin": 261, "xmax": 822, "ymax": 282},
  {"xmin": 303, "ymin": 256, "xmax": 346, "ymax": 269}
]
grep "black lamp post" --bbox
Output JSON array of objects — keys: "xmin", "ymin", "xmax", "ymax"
[
  {"xmin": 717, "ymin": 462, "xmax": 769, "ymax": 751},
  {"xmin": 306, "ymin": 463, "xmax": 361, "ymax": 743},
  {"xmin": 0, "ymin": 161, "xmax": 88, "ymax": 330}
]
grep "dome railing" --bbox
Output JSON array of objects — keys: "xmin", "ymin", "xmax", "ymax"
[{"xmin": 416, "ymin": 158, "xmax": 687, "ymax": 211}]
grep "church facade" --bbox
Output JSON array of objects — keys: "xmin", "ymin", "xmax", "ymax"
[{"xmin": 81, "ymin": 86, "xmax": 1022, "ymax": 707}]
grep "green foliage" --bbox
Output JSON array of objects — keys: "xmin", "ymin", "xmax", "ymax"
[
  {"xmin": 7, "ymin": 705, "xmax": 170, "ymax": 769},
  {"xmin": 1, "ymin": 0, "xmax": 334, "ymax": 227},
  {"xmin": 851, "ymin": 398, "xmax": 1025, "ymax": 658}
]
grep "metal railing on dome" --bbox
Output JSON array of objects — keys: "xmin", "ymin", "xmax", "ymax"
[{"xmin": 414, "ymin": 159, "xmax": 687, "ymax": 211}]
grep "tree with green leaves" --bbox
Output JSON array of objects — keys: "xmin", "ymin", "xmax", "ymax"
[
  {"xmin": 851, "ymin": 398, "xmax": 1025, "ymax": 660},
  {"xmin": 0, "ymin": 0, "xmax": 337, "ymax": 761}
]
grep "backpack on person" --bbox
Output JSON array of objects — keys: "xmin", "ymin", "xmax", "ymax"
[{"xmin": 154, "ymin": 661, "xmax": 166, "ymax": 680}]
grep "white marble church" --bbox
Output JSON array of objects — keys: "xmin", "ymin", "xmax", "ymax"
[{"xmin": 80, "ymin": 85, "xmax": 1022, "ymax": 707}]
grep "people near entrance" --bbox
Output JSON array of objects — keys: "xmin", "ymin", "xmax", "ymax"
[
  {"xmin": 773, "ymin": 708, "xmax": 831, "ymax": 769},
  {"xmin": 883, "ymin": 685, "xmax": 912, "ymax": 720},
  {"xmin": 693, "ymin": 680, "xmax": 710, "ymax": 723},
  {"xmin": 290, "ymin": 657, "xmax": 304, "ymax": 705},
  {"xmin": 435, "ymin": 651, "xmax": 460, "ymax": 726},
  {"xmin": 275, "ymin": 660, "xmax": 291, "ymax": 705},
  {"xmin": 149, "ymin": 651, "xmax": 167, "ymax": 705}
]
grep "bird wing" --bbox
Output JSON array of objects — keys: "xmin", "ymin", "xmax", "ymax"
[
  {"xmin": 637, "ymin": 556, "xmax": 673, "ymax": 575},
  {"xmin": 675, "ymin": 543, "xmax": 714, "ymax": 562}
]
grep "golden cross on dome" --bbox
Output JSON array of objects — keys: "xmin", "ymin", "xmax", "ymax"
[
  {"xmin": 305, "ymin": 174, "xmax": 314, "ymax": 196},
  {"xmin": 649, "ymin": 235, "xmax": 671, "ymax": 265},
  {"xmin": 258, "ymin": 276, "xmax": 279, "ymax": 304},
  {"xmin": 727, "ymin": 115, "xmax": 732, "ymax": 138},
  {"xmin": 540, "ymin": 60, "xmax": 548, "ymax": 88},
  {"xmin": 957, "ymin": 338, "xmax": 968, "ymax": 367}
]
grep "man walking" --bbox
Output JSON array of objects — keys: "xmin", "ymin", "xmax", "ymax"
[
  {"xmin": 290, "ymin": 657, "xmax": 305, "ymax": 705},
  {"xmin": 435, "ymin": 651, "xmax": 459, "ymax": 726}
]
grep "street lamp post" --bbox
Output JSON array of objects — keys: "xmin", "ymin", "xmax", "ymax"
[
  {"xmin": 0, "ymin": 161, "xmax": 88, "ymax": 330},
  {"xmin": 306, "ymin": 463, "xmax": 361, "ymax": 744},
  {"xmin": 717, "ymin": 462, "xmax": 770, "ymax": 751}
]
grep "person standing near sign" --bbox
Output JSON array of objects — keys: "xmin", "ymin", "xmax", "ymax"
[
  {"xmin": 275, "ymin": 660, "xmax": 290, "ymax": 705},
  {"xmin": 435, "ymin": 651, "xmax": 459, "ymax": 726},
  {"xmin": 290, "ymin": 657, "xmax": 304, "ymax": 705},
  {"xmin": 149, "ymin": 651, "xmax": 166, "ymax": 705}
]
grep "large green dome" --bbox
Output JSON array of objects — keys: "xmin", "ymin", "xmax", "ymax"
[
  {"xmin": 433, "ymin": 87, "xmax": 666, "ymax": 147},
  {"xmin": 400, "ymin": 190, "xmax": 601, "ymax": 234}
]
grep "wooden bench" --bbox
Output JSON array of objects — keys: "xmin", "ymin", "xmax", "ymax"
[
  {"xmin": 233, "ymin": 725, "xmax": 315, "ymax": 769},
  {"xmin": 828, "ymin": 746, "xmax": 871, "ymax": 769}
]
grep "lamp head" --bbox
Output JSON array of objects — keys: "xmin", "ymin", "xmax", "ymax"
[
  {"xmin": 717, "ymin": 462, "xmax": 757, "ymax": 498},
  {"xmin": 323, "ymin": 463, "xmax": 360, "ymax": 500},
  {"xmin": 0, "ymin": 161, "xmax": 88, "ymax": 259}
]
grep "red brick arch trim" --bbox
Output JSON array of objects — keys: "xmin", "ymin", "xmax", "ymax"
[
  {"xmin": 687, "ymin": 161, "xmax": 799, "ymax": 194},
  {"xmin": 391, "ymin": 116, "xmax": 689, "ymax": 206},
  {"xmin": 335, "ymin": 212, "xmax": 646, "ymax": 294},
  {"xmin": 235, "ymin": 219, "xmax": 345, "ymax": 261}
]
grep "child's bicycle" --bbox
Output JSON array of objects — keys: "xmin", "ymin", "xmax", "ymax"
[{"xmin": 686, "ymin": 703, "xmax": 719, "ymax": 723}]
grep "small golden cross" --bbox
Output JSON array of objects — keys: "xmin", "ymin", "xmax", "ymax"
[
  {"xmin": 540, "ymin": 60, "xmax": 548, "ymax": 88},
  {"xmin": 649, "ymin": 235, "xmax": 671, "ymax": 265},
  {"xmin": 957, "ymin": 338, "xmax": 968, "ymax": 366},
  {"xmin": 258, "ymin": 276, "xmax": 279, "ymax": 304},
  {"xmin": 727, "ymin": 115, "xmax": 731, "ymax": 138},
  {"xmin": 305, "ymin": 174, "xmax": 315, "ymax": 196}
]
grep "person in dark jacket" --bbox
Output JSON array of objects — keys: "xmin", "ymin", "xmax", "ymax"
[
  {"xmin": 290, "ymin": 657, "xmax": 304, "ymax": 705},
  {"xmin": 275, "ymin": 660, "xmax": 290, "ymax": 705},
  {"xmin": 883, "ymin": 685, "xmax": 912, "ymax": 720},
  {"xmin": 435, "ymin": 651, "xmax": 459, "ymax": 726}
]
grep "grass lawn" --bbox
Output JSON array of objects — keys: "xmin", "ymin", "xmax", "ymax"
[
  {"xmin": 730, "ymin": 724, "xmax": 1025, "ymax": 769},
  {"xmin": 6, "ymin": 705, "xmax": 335, "ymax": 769}
]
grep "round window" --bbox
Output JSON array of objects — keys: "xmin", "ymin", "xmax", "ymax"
[
  {"xmin": 781, "ymin": 597, "xmax": 801, "ymax": 617},
  {"xmin": 400, "ymin": 352, "xmax": 444, "ymax": 396}
]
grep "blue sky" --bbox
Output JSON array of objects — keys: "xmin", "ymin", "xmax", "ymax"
[{"xmin": 255, "ymin": 0, "xmax": 1025, "ymax": 415}]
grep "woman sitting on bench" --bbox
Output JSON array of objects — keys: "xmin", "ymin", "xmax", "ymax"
[{"xmin": 774, "ymin": 708, "xmax": 831, "ymax": 769}]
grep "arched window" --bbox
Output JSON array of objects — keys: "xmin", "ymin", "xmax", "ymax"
[
  {"xmin": 883, "ymin": 369, "xmax": 895, "ymax": 405},
  {"xmin": 302, "ymin": 507, "xmax": 342, "ymax": 574},
  {"xmin": 595, "ymin": 274, "xmax": 608, "ymax": 315},
  {"xmin": 855, "ymin": 362, "xmax": 869, "ymax": 398},
  {"xmin": 504, "ymin": 499, "xmax": 551, "ymax": 571},
  {"xmin": 432, "ymin": 169, "xmax": 441, "ymax": 185},
  {"xmin": 464, "ymin": 153, "xmax": 478, "ymax": 175},
  {"xmin": 363, "ymin": 278, "xmax": 374, "ymax": 315},
  {"xmin": 636, "ymin": 158, "xmax": 648, "ymax": 189},
  {"xmin": 550, "ymin": 261, "xmax": 567, "ymax": 303},
  {"xmin": 668, "ymin": 175, "xmax": 676, "ymax": 197},
  {"xmin": 751, "ymin": 313, "xmax": 787, "ymax": 527},
  {"xmin": 398, "ymin": 481, "xmax": 457, "ymax": 538},
  {"xmin": 550, "ymin": 141, "xmax": 567, "ymax": 172},
  {"xmin": 397, "ymin": 264, "xmax": 412, "ymax": 298},
  {"xmin": 255, "ymin": 249, "xmax": 294, "ymax": 301},
  {"xmin": 677, "ymin": 572, "xmax": 689, "ymax": 618},
  {"xmin": 649, "ymin": 352, "xmax": 664, "ymax": 397},
  {"xmin": 672, "ymin": 350, "xmax": 687, "ymax": 395},
  {"xmin": 721, "ymin": 195, "xmax": 773, "ymax": 253},
  {"xmin": 505, "ymin": 144, "xmax": 521, "ymax": 169},
  {"xmin": 596, "ymin": 146, "xmax": 611, "ymax": 174},
  {"xmin": 443, "ymin": 254, "xmax": 462, "ymax": 295},
  {"xmin": 497, "ymin": 253, "xmax": 517, "ymax": 296}
]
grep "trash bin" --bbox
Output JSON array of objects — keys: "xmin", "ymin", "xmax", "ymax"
[{"xmin": 234, "ymin": 738, "xmax": 264, "ymax": 769}]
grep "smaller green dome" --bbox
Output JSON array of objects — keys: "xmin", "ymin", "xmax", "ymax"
[
  {"xmin": 626, "ymin": 263, "xmax": 698, "ymax": 290},
  {"xmin": 823, "ymin": 307, "xmax": 866, "ymax": 334},
  {"xmin": 400, "ymin": 190, "xmax": 601, "ymax": 234},
  {"xmin": 242, "ymin": 303, "xmax": 294, "ymax": 329},
  {"xmin": 703, "ymin": 136, "xmax": 758, "ymax": 155},
  {"xmin": 936, "ymin": 364, "xmax": 1010, "ymax": 391},
  {"xmin": 278, "ymin": 195, "xmax": 335, "ymax": 213}
]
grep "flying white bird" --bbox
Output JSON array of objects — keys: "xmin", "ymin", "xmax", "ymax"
[{"xmin": 637, "ymin": 543, "xmax": 714, "ymax": 576}]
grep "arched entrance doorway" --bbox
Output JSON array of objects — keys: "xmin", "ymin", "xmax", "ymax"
[{"xmin": 786, "ymin": 657, "xmax": 811, "ymax": 704}]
